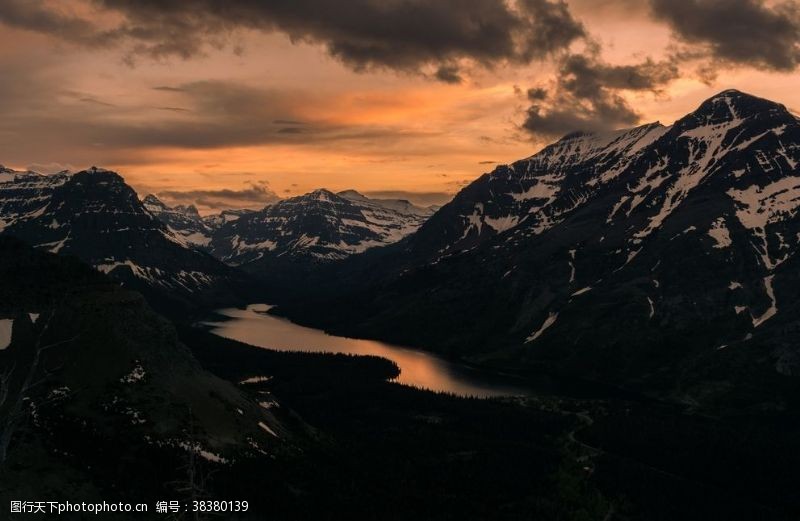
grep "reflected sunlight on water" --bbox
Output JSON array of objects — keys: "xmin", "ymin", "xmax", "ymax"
[{"xmin": 203, "ymin": 304, "xmax": 530, "ymax": 398}]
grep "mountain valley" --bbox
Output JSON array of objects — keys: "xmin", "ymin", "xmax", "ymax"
[{"xmin": 3, "ymin": 89, "xmax": 800, "ymax": 519}]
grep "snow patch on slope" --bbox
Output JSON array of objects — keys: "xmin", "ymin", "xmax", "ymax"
[
  {"xmin": 525, "ymin": 312, "xmax": 558, "ymax": 343},
  {"xmin": 708, "ymin": 217, "xmax": 732, "ymax": 248}
]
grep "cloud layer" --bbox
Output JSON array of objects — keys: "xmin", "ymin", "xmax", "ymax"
[
  {"xmin": 3, "ymin": 0, "xmax": 800, "ymax": 208},
  {"xmin": 650, "ymin": 0, "xmax": 800, "ymax": 71},
  {"xmin": 521, "ymin": 51, "xmax": 679, "ymax": 139},
  {"xmin": 157, "ymin": 181, "xmax": 280, "ymax": 210},
  {"xmin": 0, "ymin": 0, "xmax": 586, "ymax": 78}
]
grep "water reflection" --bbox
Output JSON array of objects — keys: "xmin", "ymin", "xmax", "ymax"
[{"xmin": 203, "ymin": 304, "xmax": 529, "ymax": 398}]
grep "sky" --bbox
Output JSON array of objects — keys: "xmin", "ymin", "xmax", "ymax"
[{"xmin": 1, "ymin": 0, "xmax": 799, "ymax": 212}]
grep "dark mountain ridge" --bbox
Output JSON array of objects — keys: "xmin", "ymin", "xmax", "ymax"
[
  {"xmin": 0, "ymin": 236, "xmax": 285, "ymax": 505},
  {"xmin": 0, "ymin": 168, "xmax": 255, "ymax": 315}
]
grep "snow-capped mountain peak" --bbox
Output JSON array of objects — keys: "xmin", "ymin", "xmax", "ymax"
[
  {"xmin": 209, "ymin": 188, "xmax": 435, "ymax": 267},
  {"xmin": 143, "ymin": 194, "xmax": 214, "ymax": 247},
  {"xmin": 307, "ymin": 188, "xmax": 337, "ymax": 201}
]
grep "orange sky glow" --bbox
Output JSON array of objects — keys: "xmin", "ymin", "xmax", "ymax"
[{"xmin": 1, "ymin": 0, "xmax": 799, "ymax": 212}]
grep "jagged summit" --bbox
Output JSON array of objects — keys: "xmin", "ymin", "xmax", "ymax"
[
  {"xmin": 142, "ymin": 194, "xmax": 168, "ymax": 209},
  {"xmin": 177, "ymin": 203, "xmax": 200, "ymax": 216},
  {"xmin": 143, "ymin": 193, "xmax": 216, "ymax": 248},
  {"xmin": 305, "ymin": 188, "xmax": 339, "ymax": 201},
  {"xmin": 145, "ymin": 194, "xmax": 201, "ymax": 217},
  {"xmin": 705, "ymin": 88, "xmax": 776, "ymax": 106}
]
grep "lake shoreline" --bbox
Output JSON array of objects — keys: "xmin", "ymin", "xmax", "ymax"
[{"xmin": 201, "ymin": 303, "xmax": 533, "ymax": 398}]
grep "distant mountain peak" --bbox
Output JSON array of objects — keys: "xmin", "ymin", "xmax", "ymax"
[
  {"xmin": 143, "ymin": 194, "xmax": 165, "ymax": 206},
  {"xmin": 175, "ymin": 204, "xmax": 200, "ymax": 217},
  {"xmin": 0, "ymin": 164, "xmax": 40, "ymax": 176},
  {"xmin": 86, "ymin": 165, "xmax": 115, "ymax": 174},
  {"xmin": 73, "ymin": 168, "xmax": 126, "ymax": 184},
  {"xmin": 210, "ymin": 187, "xmax": 434, "ymax": 267},
  {"xmin": 337, "ymin": 189, "xmax": 367, "ymax": 200},
  {"xmin": 307, "ymin": 188, "xmax": 338, "ymax": 200}
]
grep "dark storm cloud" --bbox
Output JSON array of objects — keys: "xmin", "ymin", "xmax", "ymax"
[
  {"xmin": 521, "ymin": 51, "xmax": 679, "ymax": 140},
  {"xmin": 0, "ymin": 0, "xmax": 585, "ymax": 79},
  {"xmin": 516, "ymin": 0, "xmax": 586, "ymax": 58},
  {"xmin": 527, "ymin": 87, "xmax": 549, "ymax": 101},
  {"xmin": 649, "ymin": 0, "xmax": 800, "ymax": 71},
  {"xmin": 558, "ymin": 53, "xmax": 678, "ymax": 95},
  {"xmin": 0, "ymin": 0, "xmax": 102, "ymax": 44},
  {"xmin": 434, "ymin": 65, "xmax": 463, "ymax": 84},
  {"xmin": 158, "ymin": 181, "xmax": 281, "ymax": 210}
]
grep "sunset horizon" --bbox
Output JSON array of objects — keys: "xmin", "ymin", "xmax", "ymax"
[
  {"xmin": 1, "ymin": 86, "xmax": 792, "ymax": 214},
  {"xmin": 3, "ymin": 1, "xmax": 800, "ymax": 212}
]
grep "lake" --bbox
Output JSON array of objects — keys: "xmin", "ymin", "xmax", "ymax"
[{"xmin": 203, "ymin": 304, "xmax": 530, "ymax": 398}]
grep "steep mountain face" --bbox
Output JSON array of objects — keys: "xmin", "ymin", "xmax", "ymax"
[
  {"xmin": 143, "ymin": 194, "xmax": 257, "ymax": 249},
  {"xmin": 0, "ymin": 167, "xmax": 70, "ymax": 232},
  {"xmin": 201, "ymin": 207, "xmax": 255, "ymax": 229},
  {"xmin": 0, "ymin": 168, "xmax": 252, "ymax": 313},
  {"xmin": 402, "ymin": 121, "xmax": 670, "ymax": 260},
  {"xmin": 210, "ymin": 189, "xmax": 434, "ymax": 268},
  {"xmin": 284, "ymin": 90, "xmax": 800, "ymax": 408},
  {"xmin": 143, "ymin": 194, "xmax": 213, "ymax": 247}
]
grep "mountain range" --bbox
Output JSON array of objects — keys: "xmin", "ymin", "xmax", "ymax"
[
  {"xmin": 0, "ymin": 167, "xmax": 251, "ymax": 314},
  {"xmin": 3, "ymin": 89, "xmax": 800, "ymax": 409},
  {"xmin": 276, "ymin": 89, "xmax": 800, "ymax": 409},
  {"xmin": 142, "ymin": 194, "xmax": 254, "ymax": 248},
  {"xmin": 0, "ymin": 164, "xmax": 436, "ymax": 312},
  {"xmin": 142, "ymin": 188, "xmax": 434, "ymax": 291},
  {"xmin": 4, "ymin": 89, "xmax": 800, "ymax": 517}
]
